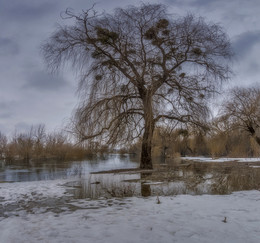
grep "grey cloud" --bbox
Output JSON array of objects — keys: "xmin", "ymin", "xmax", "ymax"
[
  {"xmin": 0, "ymin": 101, "xmax": 16, "ymax": 110},
  {"xmin": 190, "ymin": 0, "xmax": 216, "ymax": 7},
  {"xmin": 14, "ymin": 122, "xmax": 32, "ymax": 133},
  {"xmin": 163, "ymin": 0, "xmax": 180, "ymax": 4},
  {"xmin": 0, "ymin": 38, "xmax": 20, "ymax": 56},
  {"xmin": 233, "ymin": 31, "xmax": 260, "ymax": 57},
  {"xmin": 0, "ymin": 123, "xmax": 8, "ymax": 134},
  {"xmin": 1, "ymin": 0, "xmax": 59, "ymax": 21},
  {"xmin": 0, "ymin": 112, "xmax": 12, "ymax": 119},
  {"xmin": 0, "ymin": 101, "xmax": 15, "ymax": 119},
  {"xmin": 247, "ymin": 62, "xmax": 260, "ymax": 76},
  {"xmin": 0, "ymin": 102, "xmax": 9, "ymax": 110},
  {"xmin": 164, "ymin": 0, "xmax": 215, "ymax": 8},
  {"xmin": 23, "ymin": 71, "xmax": 69, "ymax": 91}
]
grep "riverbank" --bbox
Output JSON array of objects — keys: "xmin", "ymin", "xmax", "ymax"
[
  {"xmin": 1, "ymin": 156, "xmax": 260, "ymax": 242},
  {"xmin": 0, "ymin": 178, "xmax": 259, "ymax": 243}
]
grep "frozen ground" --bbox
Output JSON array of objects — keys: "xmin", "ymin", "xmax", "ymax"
[
  {"xmin": 1, "ymin": 179, "xmax": 260, "ymax": 243},
  {"xmin": 183, "ymin": 157, "xmax": 260, "ymax": 163}
]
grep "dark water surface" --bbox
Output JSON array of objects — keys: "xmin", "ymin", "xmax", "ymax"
[
  {"xmin": 2, "ymin": 155, "xmax": 260, "ymax": 219},
  {"xmin": 68, "ymin": 161, "xmax": 260, "ymax": 198},
  {"xmin": 1, "ymin": 155, "xmax": 260, "ymax": 197},
  {"xmin": 0, "ymin": 154, "xmax": 139, "ymax": 183}
]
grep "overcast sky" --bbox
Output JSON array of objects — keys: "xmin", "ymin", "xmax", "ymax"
[{"xmin": 1, "ymin": 0, "xmax": 260, "ymax": 136}]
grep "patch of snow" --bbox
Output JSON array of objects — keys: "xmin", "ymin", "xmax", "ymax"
[
  {"xmin": 183, "ymin": 157, "xmax": 260, "ymax": 163},
  {"xmin": 142, "ymin": 181, "xmax": 164, "ymax": 185},
  {"xmin": 0, "ymin": 179, "xmax": 260, "ymax": 242},
  {"xmin": 0, "ymin": 179, "xmax": 70, "ymax": 206}
]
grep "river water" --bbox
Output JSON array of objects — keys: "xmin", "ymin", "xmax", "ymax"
[
  {"xmin": 0, "ymin": 154, "xmax": 138, "ymax": 183},
  {"xmin": 1, "ymin": 154, "xmax": 260, "ymax": 197}
]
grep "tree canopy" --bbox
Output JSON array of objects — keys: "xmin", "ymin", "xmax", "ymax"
[
  {"xmin": 220, "ymin": 86, "xmax": 260, "ymax": 145},
  {"xmin": 42, "ymin": 4, "xmax": 233, "ymax": 168}
]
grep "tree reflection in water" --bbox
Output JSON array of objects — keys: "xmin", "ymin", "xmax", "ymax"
[
  {"xmin": 68, "ymin": 162, "xmax": 260, "ymax": 199},
  {"xmin": 141, "ymin": 172, "xmax": 153, "ymax": 197},
  {"xmin": 2, "ymin": 155, "xmax": 260, "ymax": 198}
]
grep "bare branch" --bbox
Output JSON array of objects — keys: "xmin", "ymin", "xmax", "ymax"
[{"xmin": 42, "ymin": 3, "xmax": 233, "ymax": 168}]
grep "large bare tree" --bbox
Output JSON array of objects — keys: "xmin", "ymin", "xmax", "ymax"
[
  {"xmin": 42, "ymin": 4, "xmax": 232, "ymax": 169},
  {"xmin": 220, "ymin": 86, "xmax": 260, "ymax": 145}
]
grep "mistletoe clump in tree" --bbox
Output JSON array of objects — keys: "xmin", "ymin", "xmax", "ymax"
[{"xmin": 42, "ymin": 4, "xmax": 233, "ymax": 169}]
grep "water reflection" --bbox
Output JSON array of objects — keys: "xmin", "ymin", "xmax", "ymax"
[
  {"xmin": 141, "ymin": 184, "xmax": 151, "ymax": 197},
  {"xmin": 140, "ymin": 172, "xmax": 153, "ymax": 197},
  {"xmin": 68, "ymin": 161, "xmax": 260, "ymax": 198},
  {"xmin": 65, "ymin": 173, "xmax": 139, "ymax": 199},
  {"xmin": 0, "ymin": 154, "xmax": 139, "ymax": 182},
  {"xmin": 1, "ymin": 155, "xmax": 260, "ymax": 197},
  {"xmin": 143, "ymin": 162, "xmax": 260, "ymax": 195}
]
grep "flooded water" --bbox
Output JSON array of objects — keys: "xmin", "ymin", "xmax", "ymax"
[
  {"xmin": 0, "ymin": 154, "xmax": 138, "ymax": 183},
  {"xmin": 67, "ymin": 162, "xmax": 260, "ymax": 199},
  {"xmin": 1, "ymin": 154, "xmax": 260, "ymax": 220},
  {"xmin": 141, "ymin": 162, "xmax": 260, "ymax": 196},
  {"xmin": 1, "ymin": 155, "xmax": 260, "ymax": 197}
]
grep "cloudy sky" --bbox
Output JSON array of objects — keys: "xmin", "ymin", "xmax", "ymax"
[{"xmin": 1, "ymin": 0, "xmax": 260, "ymax": 136}]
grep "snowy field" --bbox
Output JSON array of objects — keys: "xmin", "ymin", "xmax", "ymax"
[
  {"xmin": 1, "ymin": 179, "xmax": 260, "ymax": 243},
  {"xmin": 183, "ymin": 157, "xmax": 260, "ymax": 163}
]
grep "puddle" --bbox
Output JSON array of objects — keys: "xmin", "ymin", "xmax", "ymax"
[
  {"xmin": 67, "ymin": 162, "xmax": 260, "ymax": 199},
  {"xmin": 64, "ymin": 174, "xmax": 139, "ymax": 199}
]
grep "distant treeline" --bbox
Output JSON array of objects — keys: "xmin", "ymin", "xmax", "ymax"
[
  {"xmin": 0, "ymin": 125, "xmax": 109, "ymax": 163},
  {"xmin": 1, "ymin": 124, "xmax": 259, "ymax": 164},
  {"xmin": 126, "ymin": 125, "xmax": 260, "ymax": 159},
  {"xmin": 1, "ymin": 115, "xmax": 260, "ymax": 164}
]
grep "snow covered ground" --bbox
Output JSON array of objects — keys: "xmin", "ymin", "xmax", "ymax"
[
  {"xmin": 1, "ymin": 179, "xmax": 260, "ymax": 243},
  {"xmin": 183, "ymin": 157, "xmax": 260, "ymax": 163}
]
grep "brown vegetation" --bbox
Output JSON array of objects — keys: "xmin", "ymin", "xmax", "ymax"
[
  {"xmin": 127, "ymin": 125, "xmax": 260, "ymax": 159},
  {"xmin": 220, "ymin": 86, "xmax": 260, "ymax": 146},
  {"xmin": 0, "ymin": 125, "xmax": 108, "ymax": 164}
]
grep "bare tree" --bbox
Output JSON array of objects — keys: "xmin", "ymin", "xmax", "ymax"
[
  {"xmin": 0, "ymin": 132, "xmax": 7, "ymax": 160},
  {"xmin": 220, "ymin": 86, "xmax": 260, "ymax": 145},
  {"xmin": 32, "ymin": 124, "xmax": 46, "ymax": 159},
  {"xmin": 42, "ymin": 4, "xmax": 232, "ymax": 169},
  {"xmin": 12, "ymin": 128, "xmax": 34, "ymax": 161}
]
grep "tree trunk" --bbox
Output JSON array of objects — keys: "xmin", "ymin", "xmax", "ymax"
[
  {"xmin": 140, "ymin": 93, "xmax": 154, "ymax": 169},
  {"xmin": 140, "ymin": 124, "xmax": 154, "ymax": 169},
  {"xmin": 247, "ymin": 125, "xmax": 260, "ymax": 146},
  {"xmin": 253, "ymin": 134, "xmax": 260, "ymax": 146}
]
